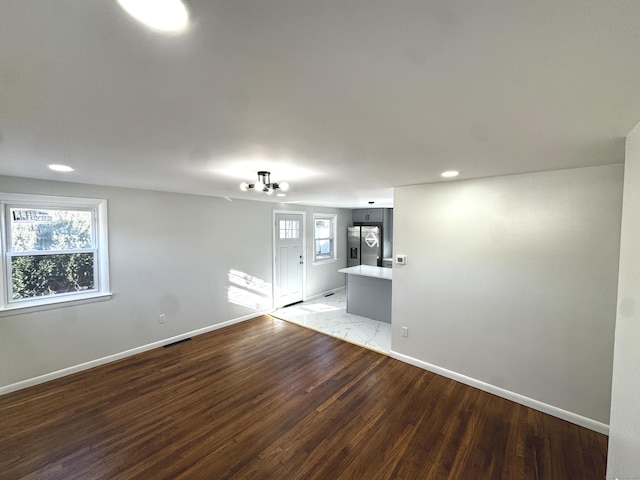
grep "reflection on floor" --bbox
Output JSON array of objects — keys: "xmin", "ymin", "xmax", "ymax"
[{"xmin": 272, "ymin": 289, "xmax": 391, "ymax": 355}]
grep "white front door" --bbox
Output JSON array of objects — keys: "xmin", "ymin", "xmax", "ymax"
[{"xmin": 273, "ymin": 211, "xmax": 305, "ymax": 308}]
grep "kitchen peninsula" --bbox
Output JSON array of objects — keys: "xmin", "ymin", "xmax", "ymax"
[{"xmin": 338, "ymin": 265, "xmax": 392, "ymax": 323}]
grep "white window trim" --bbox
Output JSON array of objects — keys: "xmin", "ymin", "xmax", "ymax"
[
  {"xmin": 0, "ymin": 192, "xmax": 111, "ymax": 314},
  {"xmin": 312, "ymin": 213, "xmax": 337, "ymax": 266}
]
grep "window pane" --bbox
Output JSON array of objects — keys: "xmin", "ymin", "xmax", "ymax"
[
  {"xmin": 315, "ymin": 239, "xmax": 331, "ymax": 256},
  {"xmin": 279, "ymin": 219, "xmax": 299, "ymax": 239},
  {"xmin": 10, "ymin": 209, "xmax": 93, "ymax": 252},
  {"xmin": 11, "ymin": 253, "xmax": 95, "ymax": 300},
  {"xmin": 315, "ymin": 219, "xmax": 331, "ymax": 239}
]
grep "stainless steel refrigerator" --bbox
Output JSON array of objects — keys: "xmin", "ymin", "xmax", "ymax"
[{"xmin": 347, "ymin": 226, "xmax": 381, "ymax": 267}]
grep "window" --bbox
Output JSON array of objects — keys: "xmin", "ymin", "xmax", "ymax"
[
  {"xmin": 279, "ymin": 219, "xmax": 300, "ymax": 239},
  {"xmin": 313, "ymin": 214, "xmax": 337, "ymax": 263},
  {"xmin": 1, "ymin": 193, "xmax": 110, "ymax": 312}
]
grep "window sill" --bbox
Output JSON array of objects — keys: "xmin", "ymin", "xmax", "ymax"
[
  {"xmin": 312, "ymin": 258, "xmax": 338, "ymax": 267},
  {"xmin": 0, "ymin": 293, "xmax": 113, "ymax": 317}
]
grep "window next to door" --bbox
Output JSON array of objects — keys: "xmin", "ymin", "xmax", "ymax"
[{"xmin": 313, "ymin": 214, "xmax": 337, "ymax": 265}]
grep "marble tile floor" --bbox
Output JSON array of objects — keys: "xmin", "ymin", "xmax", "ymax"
[{"xmin": 271, "ymin": 289, "xmax": 391, "ymax": 355}]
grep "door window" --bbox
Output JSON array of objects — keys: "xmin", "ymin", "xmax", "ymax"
[{"xmin": 279, "ymin": 220, "xmax": 300, "ymax": 239}]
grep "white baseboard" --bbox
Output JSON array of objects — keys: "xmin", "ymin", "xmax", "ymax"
[
  {"xmin": 304, "ymin": 286, "xmax": 345, "ymax": 302},
  {"xmin": 0, "ymin": 310, "xmax": 271, "ymax": 397},
  {"xmin": 390, "ymin": 350, "xmax": 609, "ymax": 435},
  {"xmin": 3, "ymin": 312, "xmax": 608, "ymax": 437}
]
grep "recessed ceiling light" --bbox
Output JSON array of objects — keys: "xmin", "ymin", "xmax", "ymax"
[
  {"xmin": 441, "ymin": 170, "xmax": 460, "ymax": 178},
  {"xmin": 117, "ymin": 0, "xmax": 189, "ymax": 33},
  {"xmin": 48, "ymin": 164, "xmax": 74, "ymax": 173}
]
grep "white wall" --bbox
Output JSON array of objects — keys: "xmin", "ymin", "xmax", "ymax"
[
  {"xmin": 392, "ymin": 165, "xmax": 622, "ymax": 427},
  {"xmin": 0, "ymin": 176, "xmax": 348, "ymax": 390},
  {"xmin": 607, "ymin": 122, "xmax": 640, "ymax": 479}
]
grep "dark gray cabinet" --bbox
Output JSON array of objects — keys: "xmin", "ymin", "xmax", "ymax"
[{"xmin": 352, "ymin": 208, "xmax": 384, "ymax": 223}]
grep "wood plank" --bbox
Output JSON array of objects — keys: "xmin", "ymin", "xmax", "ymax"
[{"xmin": 0, "ymin": 316, "xmax": 608, "ymax": 479}]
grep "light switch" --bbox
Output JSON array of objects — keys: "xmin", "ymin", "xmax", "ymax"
[{"xmin": 396, "ymin": 254, "xmax": 407, "ymax": 265}]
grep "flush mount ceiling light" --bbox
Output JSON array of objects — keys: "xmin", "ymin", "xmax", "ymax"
[
  {"xmin": 48, "ymin": 164, "xmax": 74, "ymax": 172},
  {"xmin": 441, "ymin": 170, "xmax": 460, "ymax": 178},
  {"xmin": 240, "ymin": 171, "xmax": 290, "ymax": 196},
  {"xmin": 117, "ymin": 0, "xmax": 189, "ymax": 33}
]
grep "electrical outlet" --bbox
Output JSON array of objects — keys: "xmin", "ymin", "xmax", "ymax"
[
  {"xmin": 158, "ymin": 313, "xmax": 166, "ymax": 324},
  {"xmin": 401, "ymin": 326, "xmax": 408, "ymax": 337}
]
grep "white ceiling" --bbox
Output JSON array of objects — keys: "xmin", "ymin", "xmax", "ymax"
[{"xmin": 1, "ymin": 1, "xmax": 640, "ymax": 208}]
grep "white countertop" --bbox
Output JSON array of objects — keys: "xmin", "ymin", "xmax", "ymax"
[{"xmin": 338, "ymin": 265, "xmax": 393, "ymax": 280}]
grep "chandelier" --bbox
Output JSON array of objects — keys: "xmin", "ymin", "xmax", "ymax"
[{"xmin": 240, "ymin": 171, "xmax": 290, "ymax": 195}]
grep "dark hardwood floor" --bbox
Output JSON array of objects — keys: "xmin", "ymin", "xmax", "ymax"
[{"xmin": 0, "ymin": 316, "xmax": 607, "ymax": 479}]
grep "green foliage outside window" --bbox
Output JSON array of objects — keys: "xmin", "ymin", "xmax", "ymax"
[{"xmin": 11, "ymin": 253, "xmax": 95, "ymax": 299}]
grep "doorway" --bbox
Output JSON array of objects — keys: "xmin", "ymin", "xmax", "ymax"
[{"xmin": 273, "ymin": 211, "xmax": 306, "ymax": 308}]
